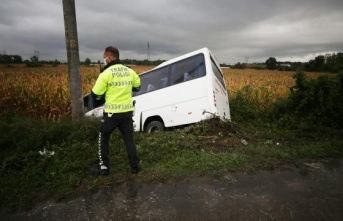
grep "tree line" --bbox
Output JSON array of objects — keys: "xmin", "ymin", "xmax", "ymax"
[
  {"xmin": 0, "ymin": 53, "xmax": 165, "ymax": 67},
  {"xmin": 83, "ymin": 58, "xmax": 166, "ymax": 66},
  {"xmin": 1, "ymin": 52, "xmax": 343, "ymax": 73},
  {"xmin": 262, "ymin": 52, "xmax": 343, "ymax": 73},
  {"xmin": 228, "ymin": 52, "xmax": 343, "ymax": 73}
]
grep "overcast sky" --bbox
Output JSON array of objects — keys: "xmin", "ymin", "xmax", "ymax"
[{"xmin": 1, "ymin": 0, "xmax": 343, "ymax": 64}]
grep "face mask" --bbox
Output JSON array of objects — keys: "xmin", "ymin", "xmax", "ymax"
[{"xmin": 103, "ymin": 56, "xmax": 109, "ymax": 65}]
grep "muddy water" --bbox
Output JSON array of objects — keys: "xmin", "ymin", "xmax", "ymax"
[{"xmin": 1, "ymin": 158, "xmax": 343, "ymax": 221}]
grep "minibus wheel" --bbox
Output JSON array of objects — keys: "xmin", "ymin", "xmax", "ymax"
[{"xmin": 145, "ymin": 121, "xmax": 164, "ymax": 133}]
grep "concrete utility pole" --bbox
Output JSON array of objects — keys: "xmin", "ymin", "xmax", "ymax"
[{"xmin": 62, "ymin": 0, "xmax": 84, "ymax": 121}]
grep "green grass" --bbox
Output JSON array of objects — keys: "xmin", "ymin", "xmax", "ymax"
[{"xmin": 1, "ymin": 113, "xmax": 342, "ymax": 211}]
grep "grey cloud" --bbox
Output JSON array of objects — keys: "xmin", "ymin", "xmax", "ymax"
[{"xmin": 0, "ymin": 0, "xmax": 342, "ymax": 64}]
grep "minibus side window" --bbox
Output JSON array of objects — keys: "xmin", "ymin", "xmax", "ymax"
[{"xmin": 171, "ymin": 54, "xmax": 205, "ymax": 85}]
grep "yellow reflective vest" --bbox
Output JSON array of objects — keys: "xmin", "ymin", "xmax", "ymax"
[{"xmin": 92, "ymin": 64, "xmax": 140, "ymax": 113}]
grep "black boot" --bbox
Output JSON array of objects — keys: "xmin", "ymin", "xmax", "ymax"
[
  {"xmin": 131, "ymin": 164, "xmax": 141, "ymax": 174},
  {"xmin": 89, "ymin": 165, "xmax": 109, "ymax": 176}
]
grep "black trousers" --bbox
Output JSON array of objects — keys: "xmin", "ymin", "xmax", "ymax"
[{"xmin": 98, "ymin": 111, "xmax": 139, "ymax": 169}]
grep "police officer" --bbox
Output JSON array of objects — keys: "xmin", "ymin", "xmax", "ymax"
[{"xmin": 90, "ymin": 46, "xmax": 141, "ymax": 176}]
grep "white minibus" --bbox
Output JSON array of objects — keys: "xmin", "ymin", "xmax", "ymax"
[{"xmin": 84, "ymin": 47, "xmax": 231, "ymax": 132}]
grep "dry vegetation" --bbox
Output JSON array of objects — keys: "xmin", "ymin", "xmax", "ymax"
[
  {"xmin": 0, "ymin": 65, "xmax": 323, "ymax": 120},
  {"xmin": 223, "ymin": 68, "xmax": 324, "ymax": 108}
]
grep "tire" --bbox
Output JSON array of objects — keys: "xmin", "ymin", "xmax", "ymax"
[{"xmin": 145, "ymin": 121, "xmax": 164, "ymax": 133}]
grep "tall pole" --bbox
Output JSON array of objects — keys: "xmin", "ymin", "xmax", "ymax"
[
  {"xmin": 62, "ymin": 0, "xmax": 84, "ymax": 121},
  {"xmin": 147, "ymin": 42, "xmax": 150, "ymax": 61}
]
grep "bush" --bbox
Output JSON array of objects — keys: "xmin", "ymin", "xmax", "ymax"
[{"xmin": 272, "ymin": 71, "xmax": 343, "ymax": 129}]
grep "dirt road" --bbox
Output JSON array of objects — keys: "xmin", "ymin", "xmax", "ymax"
[{"xmin": 1, "ymin": 158, "xmax": 342, "ymax": 220}]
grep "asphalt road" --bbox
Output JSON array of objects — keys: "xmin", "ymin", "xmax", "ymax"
[{"xmin": 1, "ymin": 158, "xmax": 342, "ymax": 221}]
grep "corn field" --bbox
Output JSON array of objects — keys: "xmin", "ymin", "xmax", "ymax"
[
  {"xmin": 0, "ymin": 65, "xmax": 323, "ymax": 120},
  {"xmin": 223, "ymin": 68, "xmax": 323, "ymax": 109}
]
